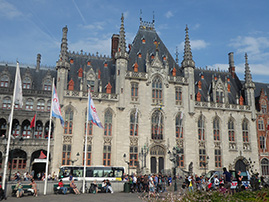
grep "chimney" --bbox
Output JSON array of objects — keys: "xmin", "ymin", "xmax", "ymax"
[
  {"xmin": 228, "ymin": 52, "xmax": 235, "ymax": 78},
  {"xmin": 111, "ymin": 34, "xmax": 119, "ymax": 63},
  {"xmin": 36, "ymin": 53, "xmax": 41, "ymax": 72}
]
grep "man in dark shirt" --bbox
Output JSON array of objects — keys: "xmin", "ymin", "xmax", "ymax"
[{"xmin": 223, "ymin": 167, "xmax": 231, "ymax": 193}]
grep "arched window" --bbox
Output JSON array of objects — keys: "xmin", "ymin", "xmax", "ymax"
[
  {"xmin": 22, "ymin": 77, "xmax": 31, "ymax": 89},
  {"xmin": 261, "ymin": 158, "xmax": 269, "ymax": 176},
  {"xmin": 213, "ymin": 117, "xmax": 220, "ymax": 141},
  {"xmin": 176, "ymin": 112, "xmax": 183, "ymax": 138},
  {"xmin": 44, "ymin": 121, "xmax": 54, "ymax": 138},
  {"xmin": 216, "ymin": 84, "xmax": 224, "ymax": 103},
  {"xmin": 104, "ymin": 110, "xmax": 112, "ymax": 136},
  {"xmin": 198, "ymin": 115, "xmax": 205, "ymax": 141},
  {"xmin": 3, "ymin": 96, "xmax": 11, "ymax": 109},
  {"xmin": 37, "ymin": 99, "xmax": 45, "ymax": 111},
  {"xmin": 11, "ymin": 119, "xmax": 20, "ymax": 138},
  {"xmin": 34, "ymin": 121, "xmax": 43, "ymax": 139},
  {"xmin": 242, "ymin": 119, "xmax": 249, "ymax": 143},
  {"xmin": 0, "ymin": 75, "xmax": 9, "ymax": 87},
  {"xmin": 261, "ymin": 99, "xmax": 267, "ymax": 114},
  {"xmin": 25, "ymin": 98, "xmax": 34, "ymax": 110},
  {"xmin": 64, "ymin": 108, "xmax": 73, "ymax": 134},
  {"xmin": 152, "ymin": 76, "xmax": 163, "ymax": 104},
  {"xmin": 43, "ymin": 78, "xmax": 52, "ymax": 91},
  {"xmin": 22, "ymin": 120, "xmax": 31, "ymax": 138},
  {"xmin": 151, "ymin": 110, "xmax": 163, "ymax": 140},
  {"xmin": 228, "ymin": 119, "xmax": 235, "ymax": 142},
  {"xmin": 130, "ymin": 109, "xmax": 138, "ymax": 136}
]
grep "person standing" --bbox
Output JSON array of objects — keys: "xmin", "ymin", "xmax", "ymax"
[
  {"xmin": 223, "ymin": 167, "xmax": 231, "ymax": 193},
  {"xmin": 237, "ymin": 171, "xmax": 243, "ymax": 191}
]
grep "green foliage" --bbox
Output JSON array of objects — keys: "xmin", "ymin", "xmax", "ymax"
[{"xmin": 139, "ymin": 188, "xmax": 269, "ymax": 202}]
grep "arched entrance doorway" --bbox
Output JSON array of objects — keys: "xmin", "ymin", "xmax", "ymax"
[
  {"xmin": 150, "ymin": 145, "xmax": 165, "ymax": 174},
  {"xmin": 235, "ymin": 159, "xmax": 247, "ymax": 172},
  {"xmin": 30, "ymin": 150, "xmax": 48, "ymax": 179}
]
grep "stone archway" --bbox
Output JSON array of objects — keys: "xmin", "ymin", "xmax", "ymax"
[
  {"xmin": 150, "ymin": 145, "xmax": 166, "ymax": 174},
  {"xmin": 232, "ymin": 156, "xmax": 250, "ymax": 172}
]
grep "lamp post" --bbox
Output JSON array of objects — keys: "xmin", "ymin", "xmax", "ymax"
[
  {"xmin": 168, "ymin": 146, "xmax": 183, "ymax": 192},
  {"xmin": 71, "ymin": 152, "xmax": 80, "ymax": 165}
]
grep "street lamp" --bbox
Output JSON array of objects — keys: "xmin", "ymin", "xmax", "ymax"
[
  {"xmin": 168, "ymin": 146, "xmax": 183, "ymax": 192},
  {"xmin": 71, "ymin": 152, "xmax": 80, "ymax": 165}
]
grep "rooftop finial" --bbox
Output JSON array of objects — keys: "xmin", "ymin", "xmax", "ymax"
[
  {"xmin": 181, "ymin": 24, "xmax": 195, "ymax": 68},
  {"xmin": 153, "ymin": 11, "xmax": 155, "ymax": 24},
  {"xmin": 115, "ymin": 13, "xmax": 128, "ymax": 60},
  {"xmin": 140, "ymin": 9, "xmax": 142, "ymax": 24}
]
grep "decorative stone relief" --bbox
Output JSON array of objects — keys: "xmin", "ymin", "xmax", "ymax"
[
  {"xmin": 229, "ymin": 142, "xmax": 237, "ymax": 150},
  {"xmin": 243, "ymin": 143, "xmax": 251, "ymax": 151},
  {"xmin": 176, "ymin": 139, "xmax": 184, "ymax": 148},
  {"xmin": 198, "ymin": 141, "xmax": 205, "ymax": 148},
  {"xmin": 130, "ymin": 137, "xmax": 138, "ymax": 146},
  {"xmin": 214, "ymin": 141, "xmax": 221, "ymax": 148},
  {"xmin": 87, "ymin": 136, "xmax": 93, "ymax": 145},
  {"xmin": 63, "ymin": 136, "xmax": 72, "ymax": 144},
  {"xmin": 104, "ymin": 137, "xmax": 112, "ymax": 145}
]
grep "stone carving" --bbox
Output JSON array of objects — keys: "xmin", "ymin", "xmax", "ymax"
[
  {"xmin": 63, "ymin": 136, "xmax": 72, "ymax": 144},
  {"xmin": 198, "ymin": 141, "xmax": 205, "ymax": 148},
  {"xmin": 176, "ymin": 139, "xmax": 184, "ymax": 148},
  {"xmin": 243, "ymin": 143, "xmax": 251, "ymax": 151},
  {"xmin": 229, "ymin": 142, "xmax": 237, "ymax": 150},
  {"xmin": 130, "ymin": 137, "xmax": 138, "ymax": 146},
  {"xmin": 104, "ymin": 137, "xmax": 112, "ymax": 145}
]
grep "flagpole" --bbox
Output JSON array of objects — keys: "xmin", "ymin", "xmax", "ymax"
[
  {"xmin": 2, "ymin": 62, "xmax": 20, "ymax": 190},
  {"xmin": 179, "ymin": 112, "xmax": 183, "ymax": 139},
  {"xmin": 134, "ymin": 108, "xmax": 138, "ymax": 136},
  {"xmin": 83, "ymin": 89, "xmax": 90, "ymax": 193},
  {"xmin": 44, "ymin": 78, "xmax": 54, "ymax": 195}
]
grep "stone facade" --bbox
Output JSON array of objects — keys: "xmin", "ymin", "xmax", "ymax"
[{"xmin": 0, "ymin": 14, "xmax": 267, "ymax": 178}]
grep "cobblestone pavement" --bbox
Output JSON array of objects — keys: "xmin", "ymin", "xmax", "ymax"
[{"xmin": 5, "ymin": 192, "xmax": 143, "ymax": 202}]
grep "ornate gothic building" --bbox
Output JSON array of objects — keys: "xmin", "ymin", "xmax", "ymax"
[{"xmin": 0, "ymin": 14, "xmax": 268, "ymax": 177}]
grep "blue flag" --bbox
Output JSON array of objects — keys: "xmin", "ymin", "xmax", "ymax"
[
  {"xmin": 88, "ymin": 92, "xmax": 103, "ymax": 129},
  {"xmin": 51, "ymin": 84, "xmax": 64, "ymax": 127}
]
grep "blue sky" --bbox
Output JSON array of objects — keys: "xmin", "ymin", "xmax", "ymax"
[{"xmin": 1, "ymin": 0, "xmax": 269, "ymax": 83}]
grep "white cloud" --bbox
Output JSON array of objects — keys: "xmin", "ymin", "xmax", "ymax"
[
  {"xmin": 0, "ymin": 0, "xmax": 22, "ymax": 19},
  {"xmin": 165, "ymin": 11, "xmax": 173, "ymax": 19},
  {"xmin": 80, "ymin": 22, "xmax": 106, "ymax": 31},
  {"xmin": 229, "ymin": 36, "xmax": 269, "ymax": 61},
  {"xmin": 179, "ymin": 39, "xmax": 209, "ymax": 51}
]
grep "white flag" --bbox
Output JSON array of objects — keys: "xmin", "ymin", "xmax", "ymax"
[{"xmin": 14, "ymin": 62, "xmax": 23, "ymax": 107}]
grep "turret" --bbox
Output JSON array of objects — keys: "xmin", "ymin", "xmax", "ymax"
[
  {"xmin": 181, "ymin": 25, "xmax": 195, "ymax": 115},
  {"xmin": 228, "ymin": 52, "xmax": 236, "ymax": 78},
  {"xmin": 243, "ymin": 53, "xmax": 255, "ymax": 120},
  {"xmin": 115, "ymin": 14, "xmax": 129, "ymax": 109},
  {"xmin": 56, "ymin": 26, "xmax": 70, "ymax": 103}
]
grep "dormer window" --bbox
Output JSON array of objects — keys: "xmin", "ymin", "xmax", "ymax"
[
  {"xmin": 0, "ymin": 75, "xmax": 9, "ymax": 87},
  {"xmin": 150, "ymin": 53, "xmax": 155, "ymax": 59},
  {"xmin": 227, "ymin": 84, "xmax": 231, "ymax": 92},
  {"xmin": 23, "ymin": 77, "xmax": 31, "ymax": 89},
  {"xmin": 137, "ymin": 51, "xmax": 142, "ymax": 58},
  {"xmin": 261, "ymin": 99, "xmax": 267, "ymax": 113},
  {"xmin": 198, "ymin": 81, "xmax": 202, "ymax": 90},
  {"xmin": 87, "ymin": 80, "xmax": 95, "ymax": 92},
  {"xmin": 104, "ymin": 62, "xmax": 108, "ymax": 67},
  {"xmin": 87, "ymin": 61, "xmax": 91, "ymax": 66},
  {"xmin": 70, "ymin": 59, "xmax": 74, "ymax": 64},
  {"xmin": 68, "ymin": 79, "xmax": 74, "ymax": 91},
  {"xmin": 106, "ymin": 82, "xmax": 112, "ymax": 94},
  {"xmin": 43, "ymin": 78, "xmax": 52, "ymax": 91},
  {"xmin": 172, "ymin": 67, "xmax": 176, "ymax": 77},
  {"xmin": 133, "ymin": 62, "xmax": 138, "ymax": 72},
  {"xmin": 141, "ymin": 37, "xmax": 146, "ymax": 44},
  {"xmin": 163, "ymin": 55, "xmax": 166, "ymax": 61}
]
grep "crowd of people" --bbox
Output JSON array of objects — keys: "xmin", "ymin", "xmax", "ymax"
[{"xmin": 11, "ymin": 171, "xmax": 58, "ymax": 182}]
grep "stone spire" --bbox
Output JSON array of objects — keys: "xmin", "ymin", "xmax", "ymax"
[
  {"xmin": 175, "ymin": 46, "xmax": 179, "ymax": 64},
  {"xmin": 115, "ymin": 13, "xmax": 128, "ymax": 60},
  {"xmin": 56, "ymin": 26, "xmax": 70, "ymax": 70},
  {"xmin": 181, "ymin": 25, "xmax": 195, "ymax": 68},
  {"xmin": 244, "ymin": 53, "xmax": 255, "ymax": 88}
]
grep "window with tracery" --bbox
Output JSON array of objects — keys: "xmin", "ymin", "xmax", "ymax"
[
  {"xmin": 129, "ymin": 146, "xmax": 138, "ymax": 168},
  {"xmin": 64, "ymin": 108, "xmax": 73, "ymax": 134},
  {"xmin": 260, "ymin": 136, "xmax": 266, "ymax": 150},
  {"xmin": 11, "ymin": 120, "xmax": 20, "ymax": 138},
  {"xmin": 104, "ymin": 110, "xmax": 112, "ymax": 136},
  {"xmin": 103, "ymin": 145, "xmax": 111, "ymax": 166},
  {"xmin": 62, "ymin": 144, "xmax": 71, "ymax": 165},
  {"xmin": 261, "ymin": 99, "xmax": 267, "ymax": 114},
  {"xmin": 22, "ymin": 120, "xmax": 31, "ymax": 138},
  {"xmin": 152, "ymin": 76, "xmax": 163, "ymax": 104},
  {"xmin": 43, "ymin": 78, "xmax": 52, "ymax": 91},
  {"xmin": 151, "ymin": 110, "xmax": 163, "ymax": 140},
  {"xmin": 258, "ymin": 119, "xmax": 265, "ymax": 131},
  {"xmin": 213, "ymin": 117, "xmax": 220, "ymax": 141},
  {"xmin": 261, "ymin": 158, "xmax": 269, "ymax": 176},
  {"xmin": 228, "ymin": 119, "xmax": 235, "ymax": 142},
  {"xmin": 242, "ymin": 119, "xmax": 249, "ymax": 143},
  {"xmin": 175, "ymin": 87, "xmax": 182, "ymax": 105},
  {"xmin": 83, "ymin": 145, "xmax": 92, "ymax": 166},
  {"xmin": 215, "ymin": 149, "xmax": 222, "ymax": 168},
  {"xmin": 130, "ymin": 109, "xmax": 138, "ymax": 136},
  {"xmin": 198, "ymin": 116, "xmax": 205, "ymax": 141},
  {"xmin": 199, "ymin": 149, "xmax": 206, "ymax": 168},
  {"xmin": 131, "ymin": 83, "xmax": 139, "ymax": 101}
]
